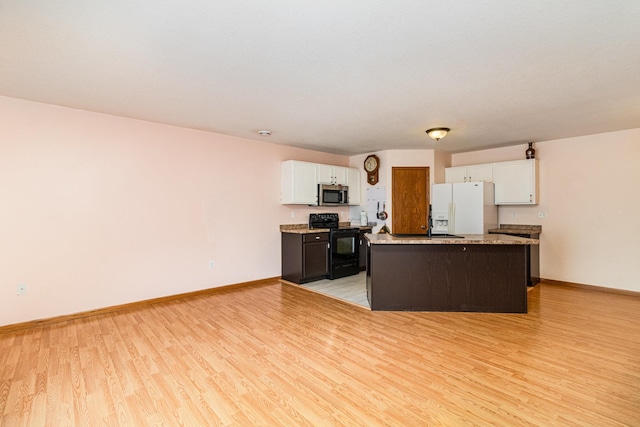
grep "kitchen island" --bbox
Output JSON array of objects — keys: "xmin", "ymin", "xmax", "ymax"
[{"xmin": 365, "ymin": 233, "xmax": 539, "ymax": 313}]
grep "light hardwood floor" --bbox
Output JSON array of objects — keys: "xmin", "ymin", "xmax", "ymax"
[
  {"xmin": 300, "ymin": 272, "xmax": 370, "ymax": 308},
  {"xmin": 1, "ymin": 281, "xmax": 639, "ymax": 426}
]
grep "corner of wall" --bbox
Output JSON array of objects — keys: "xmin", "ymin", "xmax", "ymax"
[{"xmin": 433, "ymin": 150, "xmax": 452, "ymax": 184}]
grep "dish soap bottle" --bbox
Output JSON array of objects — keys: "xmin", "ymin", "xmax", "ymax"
[{"xmin": 526, "ymin": 142, "xmax": 536, "ymax": 159}]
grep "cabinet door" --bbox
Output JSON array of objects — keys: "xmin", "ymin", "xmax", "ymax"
[
  {"xmin": 316, "ymin": 164, "xmax": 334, "ymax": 184},
  {"xmin": 445, "ymin": 166, "xmax": 468, "ymax": 183},
  {"xmin": 318, "ymin": 165, "xmax": 349, "ymax": 185},
  {"xmin": 466, "ymin": 164, "xmax": 493, "ymax": 182},
  {"xmin": 347, "ymin": 167, "xmax": 361, "ymax": 205},
  {"xmin": 333, "ymin": 167, "xmax": 348, "ymax": 185},
  {"xmin": 303, "ymin": 241, "xmax": 329, "ymax": 279},
  {"xmin": 281, "ymin": 161, "xmax": 318, "ymax": 205},
  {"xmin": 494, "ymin": 159, "xmax": 537, "ymax": 205}
]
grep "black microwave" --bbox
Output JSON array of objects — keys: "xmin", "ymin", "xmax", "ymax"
[{"xmin": 318, "ymin": 184, "xmax": 349, "ymax": 206}]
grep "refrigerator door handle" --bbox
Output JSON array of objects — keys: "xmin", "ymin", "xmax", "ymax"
[{"xmin": 451, "ymin": 203, "xmax": 455, "ymax": 234}]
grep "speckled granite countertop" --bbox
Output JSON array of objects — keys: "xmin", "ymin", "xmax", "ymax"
[
  {"xmin": 280, "ymin": 223, "xmax": 373, "ymax": 234},
  {"xmin": 365, "ymin": 233, "xmax": 539, "ymax": 245},
  {"xmin": 487, "ymin": 224, "xmax": 542, "ymax": 235}
]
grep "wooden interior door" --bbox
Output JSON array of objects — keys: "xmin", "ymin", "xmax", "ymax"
[{"xmin": 391, "ymin": 167, "xmax": 430, "ymax": 234}]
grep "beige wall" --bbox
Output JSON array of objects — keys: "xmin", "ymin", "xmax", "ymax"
[
  {"xmin": 452, "ymin": 129, "xmax": 640, "ymax": 292},
  {"xmin": 0, "ymin": 96, "xmax": 350, "ymax": 326}
]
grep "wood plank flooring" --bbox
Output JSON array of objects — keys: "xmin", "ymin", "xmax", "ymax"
[{"xmin": 1, "ymin": 280, "xmax": 639, "ymax": 426}]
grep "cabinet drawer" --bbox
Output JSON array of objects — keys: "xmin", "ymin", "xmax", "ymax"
[{"xmin": 303, "ymin": 233, "xmax": 329, "ymax": 243}]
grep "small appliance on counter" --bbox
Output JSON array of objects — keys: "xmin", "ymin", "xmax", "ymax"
[
  {"xmin": 309, "ymin": 213, "xmax": 360, "ymax": 279},
  {"xmin": 360, "ymin": 211, "xmax": 368, "ymax": 226}
]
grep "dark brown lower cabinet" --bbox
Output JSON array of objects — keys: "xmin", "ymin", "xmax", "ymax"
[
  {"xmin": 489, "ymin": 231, "xmax": 540, "ymax": 286},
  {"xmin": 358, "ymin": 228, "xmax": 372, "ymax": 271},
  {"xmin": 281, "ymin": 232, "xmax": 329, "ymax": 284},
  {"xmin": 366, "ymin": 243, "xmax": 528, "ymax": 313}
]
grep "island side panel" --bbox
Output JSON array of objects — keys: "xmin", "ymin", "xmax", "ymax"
[
  {"xmin": 368, "ymin": 243, "xmax": 527, "ymax": 312},
  {"xmin": 463, "ymin": 245, "xmax": 527, "ymax": 313},
  {"xmin": 368, "ymin": 245, "xmax": 457, "ymax": 311}
]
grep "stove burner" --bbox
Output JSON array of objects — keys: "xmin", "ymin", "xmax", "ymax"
[{"xmin": 309, "ymin": 213, "xmax": 340, "ymax": 229}]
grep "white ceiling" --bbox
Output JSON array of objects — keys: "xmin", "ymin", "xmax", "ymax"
[{"xmin": 1, "ymin": 1, "xmax": 639, "ymax": 155}]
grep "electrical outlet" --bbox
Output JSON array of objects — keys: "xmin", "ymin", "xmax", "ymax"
[
  {"xmin": 291, "ymin": 211, "xmax": 296, "ymax": 218},
  {"xmin": 511, "ymin": 212, "xmax": 517, "ymax": 219},
  {"xmin": 17, "ymin": 283, "xmax": 28, "ymax": 296},
  {"xmin": 537, "ymin": 212, "xmax": 546, "ymax": 219},
  {"xmin": 208, "ymin": 260, "xmax": 215, "ymax": 269}
]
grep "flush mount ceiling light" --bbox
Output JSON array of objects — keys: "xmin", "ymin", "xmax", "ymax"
[
  {"xmin": 257, "ymin": 130, "xmax": 272, "ymax": 136},
  {"xmin": 426, "ymin": 127, "xmax": 450, "ymax": 141}
]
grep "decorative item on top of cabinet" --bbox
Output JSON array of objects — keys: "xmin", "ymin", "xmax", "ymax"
[
  {"xmin": 364, "ymin": 154, "xmax": 380, "ymax": 185},
  {"xmin": 526, "ymin": 142, "xmax": 536, "ymax": 159}
]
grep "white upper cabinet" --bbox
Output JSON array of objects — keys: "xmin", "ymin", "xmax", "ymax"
[
  {"xmin": 445, "ymin": 164, "xmax": 493, "ymax": 183},
  {"xmin": 333, "ymin": 167, "xmax": 349, "ymax": 185},
  {"xmin": 316, "ymin": 164, "xmax": 333, "ymax": 184},
  {"xmin": 445, "ymin": 166, "xmax": 468, "ymax": 183},
  {"xmin": 281, "ymin": 160, "xmax": 318, "ymax": 205},
  {"xmin": 317, "ymin": 164, "xmax": 348, "ymax": 185},
  {"xmin": 281, "ymin": 161, "xmax": 361, "ymax": 205},
  {"xmin": 467, "ymin": 164, "xmax": 494, "ymax": 182},
  {"xmin": 346, "ymin": 167, "xmax": 361, "ymax": 205},
  {"xmin": 493, "ymin": 159, "xmax": 538, "ymax": 205}
]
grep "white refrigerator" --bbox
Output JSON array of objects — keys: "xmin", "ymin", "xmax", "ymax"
[{"xmin": 431, "ymin": 182, "xmax": 497, "ymax": 235}]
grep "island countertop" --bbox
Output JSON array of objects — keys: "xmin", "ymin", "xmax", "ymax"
[{"xmin": 365, "ymin": 233, "xmax": 539, "ymax": 245}]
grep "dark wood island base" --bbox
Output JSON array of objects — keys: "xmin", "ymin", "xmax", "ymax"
[{"xmin": 366, "ymin": 234, "xmax": 539, "ymax": 313}]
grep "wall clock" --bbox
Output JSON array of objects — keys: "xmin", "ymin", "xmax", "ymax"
[{"xmin": 364, "ymin": 154, "xmax": 380, "ymax": 185}]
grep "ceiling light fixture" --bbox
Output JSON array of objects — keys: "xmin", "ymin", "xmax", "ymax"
[
  {"xmin": 426, "ymin": 127, "xmax": 450, "ymax": 141},
  {"xmin": 258, "ymin": 130, "xmax": 271, "ymax": 136}
]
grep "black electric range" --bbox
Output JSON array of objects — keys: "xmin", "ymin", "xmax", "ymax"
[{"xmin": 309, "ymin": 213, "xmax": 360, "ymax": 280}]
